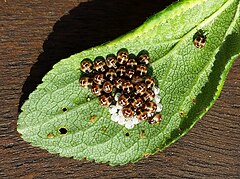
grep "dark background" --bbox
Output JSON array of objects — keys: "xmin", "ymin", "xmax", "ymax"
[{"xmin": 0, "ymin": 1, "xmax": 239, "ymax": 178}]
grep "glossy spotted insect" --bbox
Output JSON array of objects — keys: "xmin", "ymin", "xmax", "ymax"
[
  {"xmin": 138, "ymin": 53, "xmax": 150, "ymax": 65},
  {"xmin": 79, "ymin": 76, "xmax": 93, "ymax": 88},
  {"xmin": 92, "ymin": 83, "xmax": 102, "ymax": 96},
  {"xmin": 118, "ymin": 93, "xmax": 130, "ymax": 107},
  {"xmin": 148, "ymin": 113, "xmax": 161, "ymax": 124},
  {"xmin": 135, "ymin": 83, "xmax": 146, "ymax": 96},
  {"xmin": 125, "ymin": 68, "xmax": 135, "ymax": 79},
  {"xmin": 106, "ymin": 55, "xmax": 117, "ymax": 69},
  {"xmin": 193, "ymin": 29, "xmax": 207, "ymax": 48},
  {"xmin": 136, "ymin": 64, "xmax": 148, "ymax": 76},
  {"xmin": 106, "ymin": 69, "xmax": 117, "ymax": 81},
  {"xmin": 144, "ymin": 101, "xmax": 157, "ymax": 116},
  {"xmin": 80, "ymin": 58, "xmax": 93, "ymax": 74},
  {"xmin": 114, "ymin": 77, "xmax": 125, "ymax": 89},
  {"xmin": 99, "ymin": 94, "xmax": 113, "ymax": 106},
  {"xmin": 131, "ymin": 75, "xmax": 143, "ymax": 84},
  {"xmin": 103, "ymin": 81, "xmax": 113, "ymax": 93},
  {"xmin": 132, "ymin": 96, "xmax": 144, "ymax": 109},
  {"xmin": 126, "ymin": 58, "xmax": 138, "ymax": 69},
  {"xmin": 122, "ymin": 80, "xmax": 134, "ymax": 93},
  {"xmin": 145, "ymin": 76, "xmax": 155, "ymax": 89},
  {"xmin": 116, "ymin": 65, "xmax": 126, "ymax": 77},
  {"xmin": 142, "ymin": 89, "xmax": 155, "ymax": 101},
  {"xmin": 93, "ymin": 73, "xmax": 105, "ymax": 85},
  {"xmin": 122, "ymin": 106, "xmax": 134, "ymax": 118},
  {"xmin": 136, "ymin": 108, "xmax": 148, "ymax": 121},
  {"xmin": 117, "ymin": 49, "xmax": 129, "ymax": 64},
  {"xmin": 94, "ymin": 57, "xmax": 107, "ymax": 72}
]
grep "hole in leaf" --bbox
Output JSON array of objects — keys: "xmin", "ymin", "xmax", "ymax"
[
  {"xmin": 125, "ymin": 132, "xmax": 130, "ymax": 137},
  {"xmin": 179, "ymin": 111, "xmax": 185, "ymax": 118},
  {"xmin": 62, "ymin": 108, "xmax": 67, "ymax": 112},
  {"xmin": 59, "ymin": 128, "xmax": 68, "ymax": 134}
]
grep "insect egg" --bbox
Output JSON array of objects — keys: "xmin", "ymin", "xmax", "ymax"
[
  {"xmin": 145, "ymin": 76, "xmax": 155, "ymax": 89},
  {"xmin": 117, "ymin": 49, "xmax": 129, "ymax": 64},
  {"xmin": 136, "ymin": 64, "xmax": 148, "ymax": 76},
  {"xmin": 125, "ymin": 68, "xmax": 135, "ymax": 79},
  {"xmin": 94, "ymin": 57, "xmax": 107, "ymax": 72},
  {"xmin": 103, "ymin": 81, "xmax": 113, "ymax": 93},
  {"xmin": 99, "ymin": 94, "xmax": 113, "ymax": 106},
  {"xmin": 116, "ymin": 66, "xmax": 126, "ymax": 77},
  {"xmin": 106, "ymin": 69, "xmax": 117, "ymax": 81},
  {"xmin": 93, "ymin": 73, "xmax": 105, "ymax": 85},
  {"xmin": 148, "ymin": 113, "xmax": 161, "ymax": 124},
  {"xmin": 106, "ymin": 55, "xmax": 117, "ymax": 69},
  {"xmin": 118, "ymin": 94, "xmax": 130, "ymax": 107},
  {"xmin": 135, "ymin": 83, "xmax": 146, "ymax": 96},
  {"xmin": 79, "ymin": 76, "xmax": 93, "ymax": 88},
  {"xmin": 122, "ymin": 106, "xmax": 134, "ymax": 118},
  {"xmin": 114, "ymin": 77, "xmax": 125, "ymax": 89},
  {"xmin": 92, "ymin": 83, "xmax": 102, "ymax": 96},
  {"xmin": 122, "ymin": 80, "xmax": 134, "ymax": 93},
  {"xmin": 80, "ymin": 58, "xmax": 93, "ymax": 74}
]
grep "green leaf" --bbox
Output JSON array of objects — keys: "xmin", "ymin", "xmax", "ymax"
[{"xmin": 18, "ymin": 0, "xmax": 240, "ymax": 165}]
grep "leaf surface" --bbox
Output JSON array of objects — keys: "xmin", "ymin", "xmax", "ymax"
[{"xmin": 18, "ymin": 0, "xmax": 240, "ymax": 165}]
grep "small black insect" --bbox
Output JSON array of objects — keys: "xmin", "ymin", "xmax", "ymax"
[{"xmin": 193, "ymin": 29, "xmax": 207, "ymax": 48}]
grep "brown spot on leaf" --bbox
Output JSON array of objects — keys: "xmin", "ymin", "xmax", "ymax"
[
  {"xmin": 192, "ymin": 98, "xmax": 196, "ymax": 104},
  {"xmin": 140, "ymin": 130, "xmax": 145, "ymax": 138},
  {"xmin": 47, "ymin": 133, "xmax": 54, "ymax": 139},
  {"xmin": 89, "ymin": 115, "xmax": 97, "ymax": 123}
]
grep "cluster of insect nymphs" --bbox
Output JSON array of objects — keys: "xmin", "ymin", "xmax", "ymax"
[{"xmin": 79, "ymin": 49, "xmax": 162, "ymax": 129}]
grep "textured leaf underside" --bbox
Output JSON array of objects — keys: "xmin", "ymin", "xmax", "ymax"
[{"xmin": 18, "ymin": 0, "xmax": 240, "ymax": 165}]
